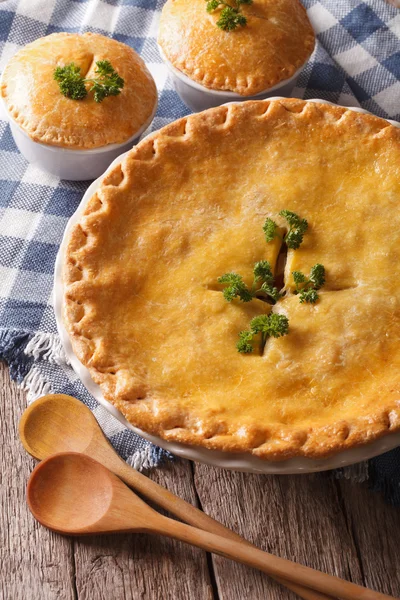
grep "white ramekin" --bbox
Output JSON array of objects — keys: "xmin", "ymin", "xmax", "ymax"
[
  {"xmin": 0, "ymin": 81, "xmax": 158, "ymax": 181},
  {"xmin": 54, "ymin": 99, "xmax": 400, "ymax": 473},
  {"xmin": 158, "ymin": 46, "xmax": 305, "ymax": 112}
]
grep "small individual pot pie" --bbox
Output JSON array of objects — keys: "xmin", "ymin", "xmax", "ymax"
[
  {"xmin": 158, "ymin": 0, "xmax": 315, "ymax": 111},
  {"xmin": 0, "ymin": 32, "xmax": 157, "ymax": 179},
  {"xmin": 63, "ymin": 99, "xmax": 400, "ymax": 460}
]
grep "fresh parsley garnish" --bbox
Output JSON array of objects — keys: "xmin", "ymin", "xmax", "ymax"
[
  {"xmin": 280, "ymin": 210, "xmax": 308, "ymax": 250},
  {"xmin": 263, "ymin": 218, "xmax": 278, "ymax": 244},
  {"xmin": 217, "ymin": 212, "xmax": 325, "ymax": 353},
  {"xmin": 253, "ymin": 260, "xmax": 282, "ymax": 303},
  {"xmin": 206, "ymin": 0, "xmax": 253, "ymax": 31},
  {"xmin": 218, "ymin": 260, "xmax": 282, "ymax": 305},
  {"xmin": 236, "ymin": 330, "xmax": 254, "ymax": 354},
  {"xmin": 293, "ymin": 264, "xmax": 325, "ymax": 304},
  {"xmin": 54, "ymin": 60, "xmax": 124, "ymax": 103},
  {"xmin": 237, "ymin": 313, "xmax": 289, "ymax": 354},
  {"xmin": 218, "ymin": 272, "xmax": 254, "ymax": 303},
  {"xmin": 263, "ymin": 210, "xmax": 308, "ymax": 250},
  {"xmin": 53, "ymin": 63, "xmax": 87, "ymax": 100}
]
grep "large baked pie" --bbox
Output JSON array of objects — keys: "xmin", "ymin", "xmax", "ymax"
[
  {"xmin": 63, "ymin": 99, "xmax": 400, "ymax": 459},
  {"xmin": 1, "ymin": 32, "xmax": 157, "ymax": 149},
  {"xmin": 158, "ymin": 0, "xmax": 315, "ymax": 95}
]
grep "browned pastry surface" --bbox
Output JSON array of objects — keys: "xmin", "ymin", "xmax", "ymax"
[{"xmin": 63, "ymin": 99, "xmax": 400, "ymax": 459}]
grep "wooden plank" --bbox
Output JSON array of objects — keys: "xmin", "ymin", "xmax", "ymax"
[
  {"xmin": 193, "ymin": 463, "xmax": 400, "ymax": 600},
  {"xmin": 338, "ymin": 479, "xmax": 400, "ymax": 598},
  {"xmin": 0, "ymin": 361, "xmax": 76, "ymax": 600},
  {"xmin": 73, "ymin": 459, "xmax": 214, "ymax": 600}
]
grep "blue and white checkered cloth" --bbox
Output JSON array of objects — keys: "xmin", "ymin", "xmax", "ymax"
[{"xmin": 0, "ymin": 0, "xmax": 400, "ymax": 499}]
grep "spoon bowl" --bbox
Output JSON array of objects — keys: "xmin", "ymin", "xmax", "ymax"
[
  {"xmin": 28, "ymin": 453, "xmax": 114, "ymax": 532},
  {"xmin": 20, "ymin": 394, "xmax": 96, "ymax": 459},
  {"xmin": 27, "ymin": 452, "xmax": 155, "ymax": 534}
]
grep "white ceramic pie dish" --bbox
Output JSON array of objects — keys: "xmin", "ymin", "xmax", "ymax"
[
  {"xmin": 158, "ymin": 45, "xmax": 305, "ymax": 112},
  {"xmin": 54, "ymin": 98, "xmax": 400, "ymax": 473}
]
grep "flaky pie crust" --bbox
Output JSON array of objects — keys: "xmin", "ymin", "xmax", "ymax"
[
  {"xmin": 63, "ymin": 99, "xmax": 400, "ymax": 460},
  {"xmin": 158, "ymin": 0, "xmax": 315, "ymax": 95},
  {"xmin": 1, "ymin": 32, "xmax": 157, "ymax": 149}
]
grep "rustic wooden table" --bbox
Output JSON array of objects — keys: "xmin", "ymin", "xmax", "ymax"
[{"xmin": 1, "ymin": 360, "xmax": 400, "ymax": 600}]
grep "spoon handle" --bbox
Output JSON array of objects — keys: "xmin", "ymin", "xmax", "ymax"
[
  {"xmin": 150, "ymin": 514, "xmax": 394, "ymax": 600},
  {"xmin": 108, "ymin": 454, "xmax": 331, "ymax": 600}
]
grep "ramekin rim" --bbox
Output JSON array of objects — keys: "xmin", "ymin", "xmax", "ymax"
[{"xmin": 157, "ymin": 44, "xmax": 307, "ymax": 97}]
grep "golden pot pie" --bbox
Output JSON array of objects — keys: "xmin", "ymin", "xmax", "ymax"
[
  {"xmin": 63, "ymin": 99, "xmax": 400, "ymax": 459},
  {"xmin": 158, "ymin": 0, "xmax": 315, "ymax": 95},
  {"xmin": 0, "ymin": 32, "xmax": 157, "ymax": 149}
]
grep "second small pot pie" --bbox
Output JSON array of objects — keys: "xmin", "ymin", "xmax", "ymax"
[
  {"xmin": 158, "ymin": 0, "xmax": 315, "ymax": 95},
  {"xmin": 0, "ymin": 32, "xmax": 157, "ymax": 149},
  {"xmin": 63, "ymin": 99, "xmax": 400, "ymax": 460}
]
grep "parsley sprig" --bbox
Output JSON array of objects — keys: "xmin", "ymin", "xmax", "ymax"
[
  {"xmin": 263, "ymin": 210, "xmax": 308, "ymax": 250},
  {"xmin": 54, "ymin": 60, "xmax": 124, "ymax": 103},
  {"xmin": 253, "ymin": 261, "xmax": 282, "ymax": 303},
  {"xmin": 218, "ymin": 260, "xmax": 281, "ymax": 305},
  {"xmin": 206, "ymin": 0, "xmax": 253, "ymax": 31},
  {"xmin": 293, "ymin": 264, "xmax": 325, "ymax": 304},
  {"xmin": 218, "ymin": 273, "xmax": 253, "ymax": 302},
  {"xmin": 237, "ymin": 314, "xmax": 289, "ymax": 354}
]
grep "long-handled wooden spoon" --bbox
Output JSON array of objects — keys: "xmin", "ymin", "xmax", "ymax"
[
  {"xmin": 19, "ymin": 394, "xmax": 329, "ymax": 600},
  {"xmin": 27, "ymin": 452, "xmax": 394, "ymax": 600}
]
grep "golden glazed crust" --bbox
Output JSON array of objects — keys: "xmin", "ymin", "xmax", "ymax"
[
  {"xmin": 63, "ymin": 99, "xmax": 400, "ymax": 460},
  {"xmin": 158, "ymin": 0, "xmax": 315, "ymax": 95},
  {"xmin": 1, "ymin": 32, "xmax": 157, "ymax": 149}
]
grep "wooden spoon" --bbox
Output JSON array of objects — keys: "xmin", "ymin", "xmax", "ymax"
[
  {"xmin": 19, "ymin": 394, "xmax": 328, "ymax": 600},
  {"xmin": 27, "ymin": 453, "xmax": 394, "ymax": 600}
]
